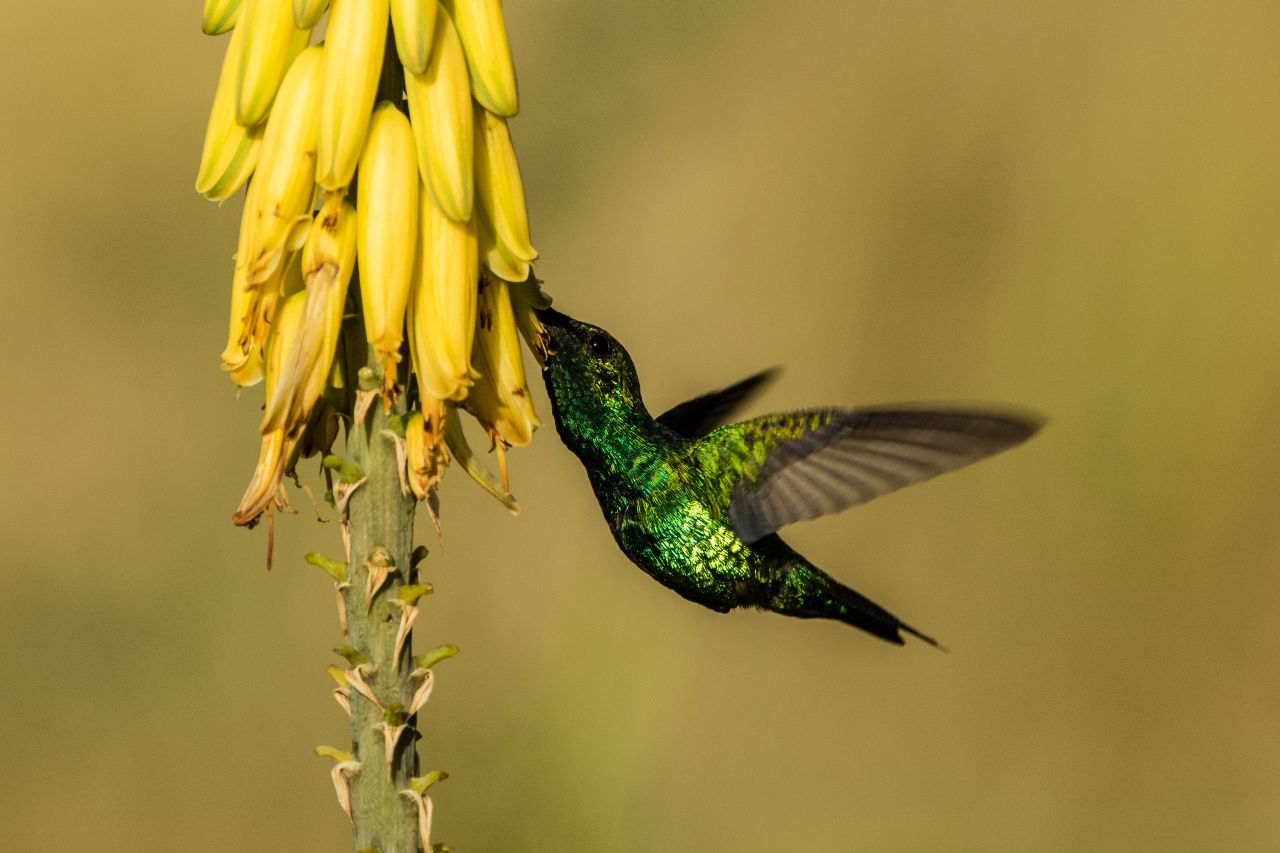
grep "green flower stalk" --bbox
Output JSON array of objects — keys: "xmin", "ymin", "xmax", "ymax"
[{"xmin": 196, "ymin": 1, "xmax": 544, "ymax": 848}]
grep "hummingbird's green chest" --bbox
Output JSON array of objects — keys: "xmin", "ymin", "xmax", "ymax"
[{"xmin": 591, "ymin": 450, "xmax": 761, "ymax": 611}]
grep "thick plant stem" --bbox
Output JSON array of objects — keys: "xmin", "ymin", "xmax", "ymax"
[
  {"xmin": 334, "ymin": 28, "xmax": 422, "ymax": 853},
  {"xmin": 344, "ymin": 334, "xmax": 420, "ymax": 852}
]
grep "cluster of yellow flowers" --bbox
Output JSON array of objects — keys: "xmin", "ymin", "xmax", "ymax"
[{"xmin": 195, "ymin": 0, "xmax": 547, "ymax": 527}]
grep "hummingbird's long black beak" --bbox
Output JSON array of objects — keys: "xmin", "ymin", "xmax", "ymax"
[{"xmin": 535, "ymin": 306, "xmax": 571, "ymax": 330}]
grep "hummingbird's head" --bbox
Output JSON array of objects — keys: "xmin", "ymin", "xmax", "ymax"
[{"xmin": 536, "ymin": 307, "xmax": 649, "ymax": 445}]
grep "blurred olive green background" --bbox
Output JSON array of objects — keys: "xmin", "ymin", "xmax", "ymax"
[{"xmin": 3, "ymin": 1, "xmax": 1278, "ymax": 850}]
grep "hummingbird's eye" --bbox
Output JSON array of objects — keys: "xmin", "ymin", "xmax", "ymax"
[{"xmin": 586, "ymin": 333, "xmax": 612, "ymax": 358}]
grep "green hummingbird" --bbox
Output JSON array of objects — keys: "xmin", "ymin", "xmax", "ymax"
[{"xmin": 536, "ymin": 307, "xmax": 1040, "ymax": 646}]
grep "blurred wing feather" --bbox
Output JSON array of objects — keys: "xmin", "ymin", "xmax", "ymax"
[
  {"xmin": 656, "ymin": 368, "xmax": 779, "ymax": 438},
  {"xmin": 719, "ymin": 408, "xmax": 1041, "ymax": 543}
]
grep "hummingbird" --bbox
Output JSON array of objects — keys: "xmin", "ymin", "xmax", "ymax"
[{"xmin": 536, "ymin": 307, "xmax": 1040, "ymax": 646}]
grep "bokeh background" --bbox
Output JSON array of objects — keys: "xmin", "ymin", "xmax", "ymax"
[{"xmin": 3, "ymin": 1, "xmax": 1278, "ymax": 850}]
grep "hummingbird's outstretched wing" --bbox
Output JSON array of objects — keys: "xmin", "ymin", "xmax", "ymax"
[
  {"xmin": 656, "ymin": 368, "xmax": 779, "ymax": 439},
  {"xmin": 701, "ymin": 408, "xmax": 1041, "ymax": 544}
]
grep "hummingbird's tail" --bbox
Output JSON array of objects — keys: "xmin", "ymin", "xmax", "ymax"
[{"xmin": 770, "ymin": 563, "xmax": 942, "ymax": 648}]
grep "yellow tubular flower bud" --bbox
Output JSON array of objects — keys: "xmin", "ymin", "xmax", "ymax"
[
  {"xmin": 231, "ymin": 283, "xmax": 310, "ymax": 525},
  {"xmin": 196, "ymin": 23, "xmax": 264, "ymax": 201},
  {"xmin": 442, "ymin": 403, "xmax": 518, "ymax": 512},
  {"xmin": 203, "ymin": 135, "xmax": 263, "ymax": 204},
  {"xmin": 316, "ymin": 0, "xmax": 389, "ymax": 191},
  {"xmin": 221, "ymin": 197, "xmax": 265, "ymax": 384},
  {"xmin": 474, "ymin": 107, "xmax": 537, "ymax": 272},
  {"xmin": 243, "ymin": 45, "xmax": 324, "ymax": 285},
  {"xmin": 222, "ymin": 192, "xmax": 302, "ymax": 386},
  {"xmin": 262, "ymin": 289, "xmax": 308, "ymax": 407},
  {"xmin": 292, "ymin": 0, "xmax": 329, "ymax": 28},
  {"xmin": 442, "ymin": 0, "xmax": 518, "ymax": 117},
  {"xmin": 233, "ymin": 427, "xmax": 302, "ymax": 526},
  {"xmin": 465, "ymin": 274, "xmax": 539, "ymax": 447},
  {"xmin": 405, "ymin": 407, "xmax": 449, "ymax": 500},
  {"xmin": 409, "ymin": 179, "xmax": 478, "ymax": 402},
  {"xmin": 235, "ymin": 0, "xmax": 311, "ymax": 127},
  {"xmin": 357, "ymin": 103, "xmax": 419, "ymax": 394},
  {"xmin": 390, "ymin": 0, "xmax": 439, "ymax": 75},
  {"xmin": 299, "ymin": 198, "xmax": 356, "ymax": 409},
  {"xmin": 477, "ymin": 214, "xmax": 528, "ymax": 284},
  {"xmin": 303, "ymin": 194, "xmax": 358, "ymax": 290},
  {"xmin": 203, "ymin": 0, "xmax": 245, "ymax": 36},
  {"xmin": 261, "ymin": 197, "xmax": 357, "ymax": 434},
  {"xmin": 404, "ymin": 9, "xmax": 473, "ymax": 221}
]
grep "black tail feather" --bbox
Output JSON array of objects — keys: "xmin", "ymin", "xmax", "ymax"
[{"xmin": 773, "ymin": 563, "xmax": 944, "ymax": 649}]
